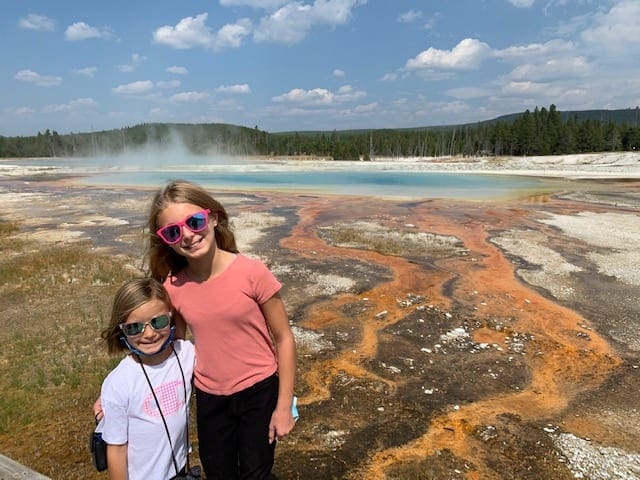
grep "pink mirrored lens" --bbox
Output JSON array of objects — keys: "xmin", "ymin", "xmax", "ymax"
[{"xmin": 156, "ymin": 209, "xmax": 210, "ymax": 244}]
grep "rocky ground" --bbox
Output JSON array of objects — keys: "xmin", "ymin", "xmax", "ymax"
[{"xmin": 0, "ymin": 155, "xmax": 639, "ymax": 479}]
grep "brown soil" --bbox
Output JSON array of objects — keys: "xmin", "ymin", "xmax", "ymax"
[{"xmin": 0, "ymin": 177, "xmax": 639, "ymax": 479}]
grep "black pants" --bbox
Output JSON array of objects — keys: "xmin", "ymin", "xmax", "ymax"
[{"xmin": 196, "ymin": 374, "xmax": 278, "ymax": 480}]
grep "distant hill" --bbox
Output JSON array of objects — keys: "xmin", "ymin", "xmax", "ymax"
[
  {"xmin": 490, "ymin": 107, "xmax": 640, "ymax": 127},
  {"xmin": 273, "ymin": 107, "xmax": 640, "ymax": 136},
  {"xmin": 2, "ymin": 106, "xmax": 639, "ymax": 159}
]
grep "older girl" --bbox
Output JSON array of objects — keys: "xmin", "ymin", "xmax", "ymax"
[{"xmin": 148, "ymin": 180, "xmax": 296, "ymax": 479}]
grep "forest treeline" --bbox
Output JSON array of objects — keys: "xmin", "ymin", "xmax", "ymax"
[{"xmin": 1, "ymin": 104, "xmax": 639, "ymax": 160}]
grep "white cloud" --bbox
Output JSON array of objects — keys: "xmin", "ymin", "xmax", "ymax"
[
  {"xmin": 170, "ymin": 91, "xmax": 211, "ymax": 102},
  {"xmin": 336, "ymin": 84, "xmax": 366, "ymax": 101},
  {"xmin": 398, "ymin": 10, "xmax": 423, "ymax": 23},
  {"xmin": 272, "ymin": 85, "xmax": 365, "ymax": 105},
  {"xmin": 554, "ymin": 88, "xmax": 590, "ymax": 105},
  {"xmin": 333, "ymin": 69, "xmax": 345, "ymax": 77},
  {"xmin": 214, "ymin": 18, "xmax": 253, "ymax": 50},
  {"xmin": 406, "ymin": 38, "xmax": 492, "ymax": 71},
  {"xmin": 254, "ymin": 3, "xmax": 312, "ymax": 44},
  {"xmin": 14, "ymin": 69, "xmax": 62, "ymax": 87},
  {"xmin": 153, "ymin": 13, "xmax": 213, "ymax": 49},
  {"xmin": 581, "ymin": 0, "xmax": 640, "ymax": 53},
  {"xmin": 70, "ymin": 98, "xmax": 98, "ymax": 108},
  {"xmin": 380, "ymin": 72, "xmax": 398, "ymax": 82},
  {"xmin": 19, "ymin": 14, "xmax": 55, "ymax": 31},
  {"xmin": 167, "ymin": 66, "xmax": 189, "ymax": 75},
  {"xmin": 273, "ymin": 88, "xmax": 334, "ymax": 105},
  {"xmin": 353, "ymin": 102, "xmax": 377, "ymax": 113},
  {"xmin": 509, "ymin": 56, "xmax": 591, "ymax": 81},
  {"xmin": 397, "ymin": 10, "xmax": 439, "ymax": 30},
  {"xmin": 118, "ymin": 53, "xmax": 147, "ymax": 72},
  {"xmin": 309, "ymin": 0, "xmax": 367, "ymax": 24},
  {"xmin": 496, "ymin": 39, "xmax": 574, "ymax": 60},
  {"xmin": 156, "ymin": 80, "xmax": 181, "ymax": 89},
  {"xmin": 64, "ymin": 22, "xmax": 115, "ymax": 41},
  {"xmin": 502, "ymin": 81, "xmax": 549, "ymax": 96},
  {"xmin": 158, "ymin": 1, "xmax": 364, "ymax": 50},
  {"xmin": 112, "ymin": 81, "xmax": 154, "ymax": 95},
  {"xmin": 545, "ymin": 8, "xmax": 591, "ymax": 36},
  {"xmin": 72, "ymin": 67, "xmax": 98, "ymax": 77},
  {"xmin": 42, "ymin": 98, "xmax": 98, "ymax": 113},
  {"xmin": 215, "ymin": 84, "xmax": 251, "ymax": 94},
  {"xmin": 254, "ymin": 0, "xmax": 366, "ymax": 45},
  {"xmin": 42, "ymin": 104, "xmax": 76, "ymax": 114},
  {"xmin": 506, "ymin": 0, "xmax": 535, "ymax": 7}
]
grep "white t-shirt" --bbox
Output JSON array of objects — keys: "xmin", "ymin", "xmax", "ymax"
[{"xmin": 101, "ymin": 340, "xmax": 195, "ymax": 480}]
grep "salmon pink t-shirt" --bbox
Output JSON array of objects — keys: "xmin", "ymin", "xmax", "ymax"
[{"xmin": 165, "ymin": 254, "xmax": 281, "ymax": 396}]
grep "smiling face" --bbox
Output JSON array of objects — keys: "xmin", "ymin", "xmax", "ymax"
[
  {"xmin": 121, "ymin": 298, "xmax": 172, "ymax": 357},
  {"xmin": 156, "ymin": 202, "xmax": 217, "ymax": 262}
]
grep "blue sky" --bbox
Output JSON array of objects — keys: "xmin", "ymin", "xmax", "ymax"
[{"xmin": 2, "ymin": 0, "xmax": 639, "ymax": 136}]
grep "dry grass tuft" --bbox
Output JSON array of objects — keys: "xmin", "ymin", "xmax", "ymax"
[{"xmin": 317, "ymin": 221, "xmax": 467, "ymax": 259}]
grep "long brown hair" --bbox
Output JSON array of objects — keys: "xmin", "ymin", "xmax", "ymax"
[
  {"xmin": 101, "ymin": 278, "xmax": 172, "ymax": 354},
  {"xmin": 147, "ymin": 180, "xmax": 238, "ymax": 280}
]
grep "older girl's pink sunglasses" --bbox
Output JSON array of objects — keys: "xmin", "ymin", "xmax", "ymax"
[{"xmin": 156, "ymin": 209, "xmax": 211, "ymax": 245}]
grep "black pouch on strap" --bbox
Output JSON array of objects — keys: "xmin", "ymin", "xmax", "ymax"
[{"xmin": 89, "ymin": 430, "xmax": 108, "ymax": 472}]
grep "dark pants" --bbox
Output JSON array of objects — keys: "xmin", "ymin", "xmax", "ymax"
[{"xmin": 196, "ymin": 374, "xmax": 278, "ymax": 480}]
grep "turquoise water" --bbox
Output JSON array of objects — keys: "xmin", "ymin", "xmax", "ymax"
[
  {"xmin": 82, "ymin": 169, "xmax": 564, "ymax": 200},
  {"xmin": 3, "ymin": 156, "xmax": 568, "ymax": 199}
]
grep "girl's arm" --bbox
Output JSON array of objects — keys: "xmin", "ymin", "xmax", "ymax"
[
  {"xmin": 173, "ymin": 311, "xmax": 187, "ymax": 340},
  {"xmin": 106, "ymin": 444, "xmax": 127, "ymax": 480},
  {"xmin": 261, "ymin": 292, "xmax": 296, "ymax": 444}
]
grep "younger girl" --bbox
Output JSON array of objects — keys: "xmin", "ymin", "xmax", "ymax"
[
  {"xmin": 100, "ymin": 278, "xmax": 196, "ymax": 480},
  {"xmin": 148, "ymin": 180, "xmax": 296, "ymax": 479}
]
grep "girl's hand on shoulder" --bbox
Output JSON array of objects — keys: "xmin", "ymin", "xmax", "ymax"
[
  {"xmin": 93, "ymin": 398, "xmax": 103, "ymax": 423},
  {"xmin": 268, "ymin": 407, "xmax": 295, "ymax": 444}
]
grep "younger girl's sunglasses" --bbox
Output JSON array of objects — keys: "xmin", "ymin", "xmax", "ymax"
[
  {"xmin": 119, "ymin": 313, "xmax": 172, "ymax": 337},
  {"xmin": 156, "ymin": 209, "xmax": 211, "ymax": 245}
]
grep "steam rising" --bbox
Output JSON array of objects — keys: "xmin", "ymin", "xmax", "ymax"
[{"xmin": 91, "ymin": 129, "xmax": 245, "ymax": 171}]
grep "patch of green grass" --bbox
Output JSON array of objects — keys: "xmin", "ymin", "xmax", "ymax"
[{"xmin": 0, "ymin": 391, "xmax": 33, "ymax": 433}]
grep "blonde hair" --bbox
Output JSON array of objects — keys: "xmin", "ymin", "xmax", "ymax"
[
  {"xmin": 101, "ymin": 278, "xmax": 172, "ymax": 354},
  {"xmin": 147, "ymin": 180, "xmax": 238, "ymax": 280}
]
